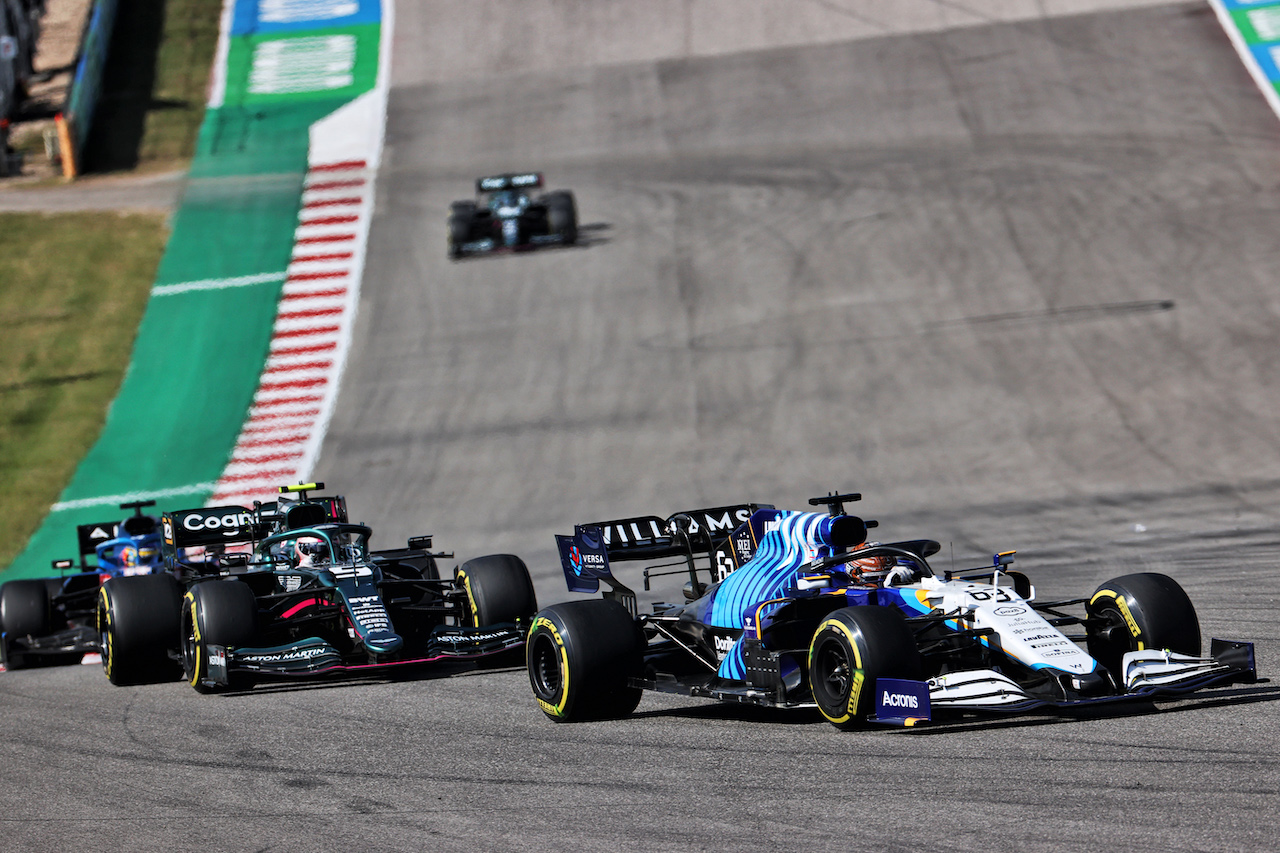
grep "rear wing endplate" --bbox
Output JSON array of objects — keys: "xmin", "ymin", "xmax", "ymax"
[{"xmin": 75, "ymin": 520, "xmax": 121, "ymax": 561}]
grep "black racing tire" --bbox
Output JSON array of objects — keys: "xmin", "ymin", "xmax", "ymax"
[
  {"xmin": 527, "ymin": 599, "xmax": 644, "ymax": 722},
  {"xmin": 181, "ymin": 580, "xmax": 258, "ymax": 693},
  {"xmin": 448, "ymin": 201, "xmax": 477, "ymax": 256},
  {"xmin": 808, "ymin": 605, "xmax": 923, "ymax": 730},
  {"xmin": 1087, "ymin": 572, "xmax": 1200, "ymax": 683},
  {"xmin": 546, "ymin": 191, "xmax": 578, "ymax": 244},
  {"xmin": 98, "ymin": 574, "xmax": 183, "ymax": 685},
  {"xmin": 1, "ymin": 579, "xmax": 51, "ymax": 638},
  {"xmin": 456, "ymin": 554, "xmax": 537, "ymax": 627}
]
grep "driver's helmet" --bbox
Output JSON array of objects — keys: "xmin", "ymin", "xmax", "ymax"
[
  {"xmin": 490, "ymin": 189, "xmax": 525, "ymax": 215},
  {"xmin": 120, "ymin": 543, "xmax": 159, "ymax": 568},
  {"xmin": 844, "ymin": 543, "xmax": 894, "ymax": 585},
  {"xmin": 294, "ymin": 537, "xmax": 330, "ymax": 567},
  {"xmin": 99, "ymin": 528, "xmax": 163, "ymax": 576}
]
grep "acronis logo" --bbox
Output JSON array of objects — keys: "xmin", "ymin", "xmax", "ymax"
[{"xmin": 881, "ymin": 691, "xmax": 920, "ymax": 709}]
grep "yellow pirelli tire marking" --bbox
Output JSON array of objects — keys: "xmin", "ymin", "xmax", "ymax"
[
  {"xmin": 184, "ymin": 592, "xmax": 202, "ymax": 687},
  {"xmin": 530, "ymin": 616, "xmax": 571, "ymax": 718},
  {"xmin": 810, "ymin": 617, "xmax": 865, "ymax": 726},
  {"xmin": 98, "ymin": 586, "xmax": 113, "ymax": 678},
  {"xmin": 458, "ymin": 570, "xmax": 481, "ymax": 628},
  {"xmin": 1090, "ymin": 589, "xmax": 1144, "ymax": 649}
]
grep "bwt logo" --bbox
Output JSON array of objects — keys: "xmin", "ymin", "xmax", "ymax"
[{"xmin": 881, "ymin": 691, "xmax": 919, "ymax": 708}]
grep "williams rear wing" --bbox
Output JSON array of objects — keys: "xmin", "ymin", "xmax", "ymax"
[{"xmin": 555, "ymin": 505, "xmax": 768, "ymax": 607}]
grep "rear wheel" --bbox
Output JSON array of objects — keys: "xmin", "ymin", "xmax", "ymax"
[
  {"xmin": 182, "ymin": 581, "xmax": 258, "ymax": 693},
  {"xmin": 527, "ymin": 599, "xmax": 643, "ymax": 722},
  {"xmin": 98, "ymin": 575, "xmax": 183, "ymax": 685},
  {"xmin": 808, "ymin": 606, "xmax": 923, "ymax": 729},
  {"xmin": 1087, "ymin": 572, "xmax": 1200, "ymax": 683}
]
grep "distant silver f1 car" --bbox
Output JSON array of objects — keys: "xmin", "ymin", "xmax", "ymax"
[
  {"xmin": 526, "ymin": 493, "xmax": 1257, "ymax": 727},
  {"xmin": 448, "ymin": 172, "xmax": 577, "ymax": 258}
]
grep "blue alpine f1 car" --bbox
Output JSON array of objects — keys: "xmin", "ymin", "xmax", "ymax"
[
  {"xmin": 97, "ymin": 484, "xmax": 537, "ymax": 691},
  {"xmin": 526, "ymin": 493, "xmax": 1257, "ymax": 727},
  {"xmin": 0, "ymin": 501, "xmax": 164, "ymax": 670}
]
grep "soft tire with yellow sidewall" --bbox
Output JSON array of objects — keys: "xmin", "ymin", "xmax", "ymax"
[
  {"xmin": 456, "ymin": 554, "xmax": 537, "ymax": 628},
  {"xmin": 181, "ymin": 580, "xmax": 258, "ymax": 693},
  {"xmin": 1086, "ymin": 572, "xmax": 1200, "ymax": 683},
  {"xmin": 98, "ymin": 574, "xmax": 182, "ymax": 686},
  {"xmin": 526, "ymin": 599, "xmax": 643, "ymax": 722},
  {"xmin": 808, "ymin": 605, "xmax": 922, "ymax": 730}
]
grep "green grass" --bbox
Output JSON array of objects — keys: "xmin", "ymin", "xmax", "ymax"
[
  {"xmin": 0, "ymin": 213, "xmax": 168, "ymax": 568},
  {"xmin": 1, "ymin": 0, "xmax": 224, "ymax": 569}
]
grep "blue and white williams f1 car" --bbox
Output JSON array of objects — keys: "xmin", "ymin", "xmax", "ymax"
[{"xmin": 526, "ymin": 493, "xmax": 1257, "ymax": 727}]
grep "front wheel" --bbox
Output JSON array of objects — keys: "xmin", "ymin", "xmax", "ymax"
[
  {"xmin": 527, "ymin": 599, "xmax": 643, "ymax": 722},
  {"xmin": 457, "ymin": 555, "xmax": 537, "ymax": 627},
  {"xmin": 448, "ymin": 201, "xmax": 477, "ymax": 257},
  {"xmin": 546, "ymin": 191, "xmax": 577, "ymax": 244},
  {"xmin": 182, "ymin": 581, "xmax": 258, "ymax": 693},
  {"xmin": 98, "ymin": 575, "xmax": 182, "ymax": 685},
  {"xmin": 457, "ymin": 554, "xmax": 537, "ymax": 667},
  {"xmin": 1086, "ymin": 572, "xmax": 1200, "ymax": 682},
  {"xmin": 808, "ymin": 606, "xmax": 922, "ymax": 729}
]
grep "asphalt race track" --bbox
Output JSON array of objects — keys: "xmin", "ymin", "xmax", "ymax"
[{"xmin": 5, "ymin": 2, "xmax": 1280, "ymax": 850}]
